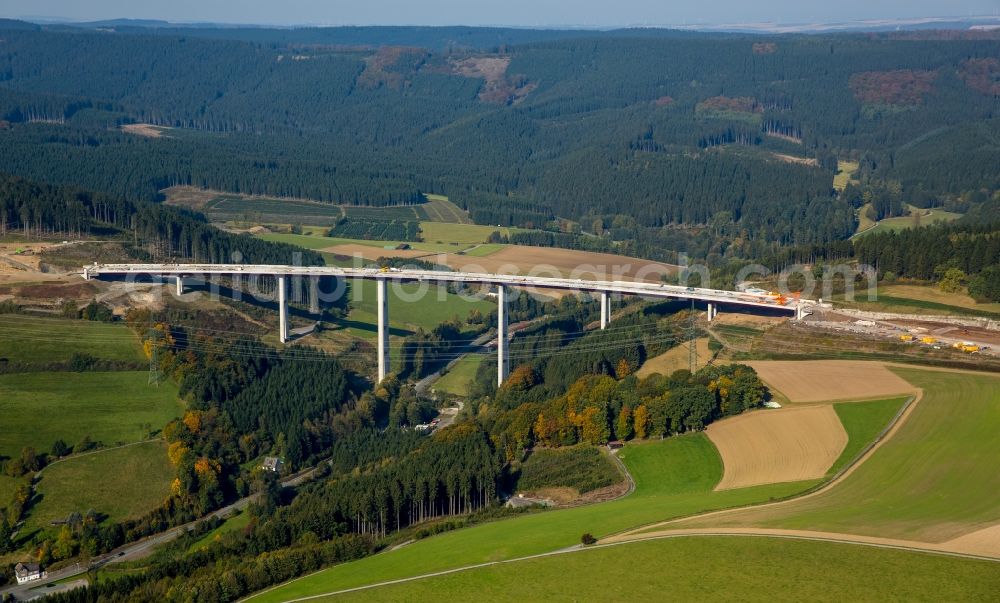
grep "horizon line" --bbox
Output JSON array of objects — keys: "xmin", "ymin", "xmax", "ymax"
[{"xmin": 7, "ymin": 13, "xmax": 1000, "ymax": 32}]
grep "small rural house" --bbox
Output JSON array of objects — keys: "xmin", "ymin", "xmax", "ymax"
[
  {"xmin": 262, "ymin": 457, "xmax": 284, "ymax": 474},
  {"xmin": 14, "ymin": 562, "xmax": 46, "ymax": 585}
]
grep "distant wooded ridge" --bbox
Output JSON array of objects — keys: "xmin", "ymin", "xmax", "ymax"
[{"xmin": 0, "ymin": 22, "xmax": 997, "ymax": 263}]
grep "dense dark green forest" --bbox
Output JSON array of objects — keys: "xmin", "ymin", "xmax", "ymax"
[
  {"xmin": 1, "ymin": 22, "xmax": 997, "ymax": 262},
  {"xmin": 853, "ymin": 220, "xmax": 1000, "ymax": 300},
  {"xmin": 0, "ymin": 173, "xmax": 323, "ymax": 265}
]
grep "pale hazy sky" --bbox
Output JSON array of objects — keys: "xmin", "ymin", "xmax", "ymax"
[{"xmin": 4, "ymin": 0, "xmax": 998, "ymax": 27}]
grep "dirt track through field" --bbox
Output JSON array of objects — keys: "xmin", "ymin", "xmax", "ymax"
[
  {"xmin": 748, "ymin": 360, "xmax": 914, "ymax": 403},
  {"xmin": 602, "ymin": 527, "xmax": 1000, "ymax": 561},
  {"xmin": 707, "ymin": 406, "xmax": 847, "ymax": 490}
]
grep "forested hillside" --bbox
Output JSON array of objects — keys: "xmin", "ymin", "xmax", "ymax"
[
  {"xmin": 0, "ymin": 173, "xmax": 323, "ymax": 265},
  {"xmin": 1, "ymin": 23, "xmax": 997, "ymax": 262},
  {"xmin": 853, "ymin": 220, "xmax": 1000, "ymax": 301}
]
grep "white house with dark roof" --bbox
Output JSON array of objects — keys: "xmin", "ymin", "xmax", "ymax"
[{"xmin": 14, "ymin": 562, "xmax": 45, "ymax": 584}]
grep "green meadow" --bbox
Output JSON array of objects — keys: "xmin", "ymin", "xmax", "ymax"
[
  {"xmin": 26, "ymin": 440, "xmax": 174, "ymax": 532},
  {"xmin": 0, "ymin": 315, "xmax": 143, "ymax": 364},
  {"xmin": 827, "ymin": 396, "xmax": 909, "ymax": 475},
  {"xmin": 0, "ymin": 371, "xmax": 183, "ymax": 457},
  {"xmin": 433, "ymin": 355, "xmax": 486, "ymax": 396},
  {"xmin": 337, "ymin": 537, "xmax": 999, "ymax": 602}
]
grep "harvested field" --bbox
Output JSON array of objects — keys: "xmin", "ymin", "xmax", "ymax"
[
  {"xmin": 121, "ymin": 123, "xmax": 169, "ymax": 138},
  {"xmin": 636, "ymin": 338, "xmax": 711, "ymax": 377},
  {"xmin": 161, "ymin": 185, "xmax": 218, "ymax": 210},
  {"xmin": 320, "ymin": 243, "xmax": 430, "ymax": 261},
  {"xmin": 771, "ymin": 152, "xmax": 818, "ymax": 166},
  {"xmin": 747, "ymin": 360, "xmax": 915, "ymax": 403},
  {"xmin": 487, "ymin": 246, "xmax": 676, "ymax": 281},
  {"xmin": 940, "ymin": 523, "xmax": 1000, "ymax": 558},
  {"xmin": 320, "ymin": 243, "xmax": 677, "ymax": 285},
  {"xmin": 707, "ymin": 406, "xmax": 847, "ymax": 490}
]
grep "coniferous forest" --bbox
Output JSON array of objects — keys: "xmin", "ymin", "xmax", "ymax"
[{"xmin": 0, "ymin": 23, "xmax": 997, "ymax": 257}]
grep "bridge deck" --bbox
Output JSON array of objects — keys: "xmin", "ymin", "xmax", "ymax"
[{"xmin": 83, "ymin": 263, "xmax": 808, "ymax": 313}]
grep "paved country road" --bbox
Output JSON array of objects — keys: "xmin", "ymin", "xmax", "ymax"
[{"xmin": 1, "ymin": 466, "xmax": 319, "ymax": 601}]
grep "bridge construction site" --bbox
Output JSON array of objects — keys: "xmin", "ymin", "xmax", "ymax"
[{"xmin": 83, "ymin": 263, "xmax": 815, "ymax": 384}]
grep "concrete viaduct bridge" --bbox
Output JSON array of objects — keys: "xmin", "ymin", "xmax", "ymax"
[{"xmin": 83, "ymin": 263, "xmax": 813, "ymax": 385}]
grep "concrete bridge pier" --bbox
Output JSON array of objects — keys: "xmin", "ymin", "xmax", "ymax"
[
  {"xmin": 309, "ymin": 275, "xmax": 320, "ymax": 315},
  {"xmin": 497, "ymin": 284, "xmax": 510, "ymax": 386},
  {"xmin": 707, "ymin": 303, "xmax": 714, "ymax": 322},
  {"xmin": 175, "ymin": 276, "xmax": 184, "ymax": 296},
  {"xmin": 600, "ymin": 291, "xmax": 611, "ymax": 329},
  {"xmin": 377, "ymin": 278, "xmax": 390, "ymax": 383},
  {"xmin": 278, "ymin": 275, "xmax": 288, "ymax": 344}
]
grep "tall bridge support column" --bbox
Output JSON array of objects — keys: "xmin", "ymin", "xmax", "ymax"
[
  {"xmin": 377, "ymin": 278, "xmax": 390, "ymax": 383},
  {"xmin": 175, "ymin": 276, "xmax": 184, "ymax": 296},
  {"xmin": 309, "ymin": 276, "xmax": 320, "ymax": 315},
  {"xmin": 497, "ymin": 284, "xmax": 510, "ymax": 386},
  {"xmin": 600, "ymin": 291, "xmax": 611, "ymax": 329},
  {"xmin": 277, "ymin": 275, "xmax": 289, "ymax": 343},
  {"xmin": 707, "ymin": 303, "xmax": 714, "ymax": 322}
]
